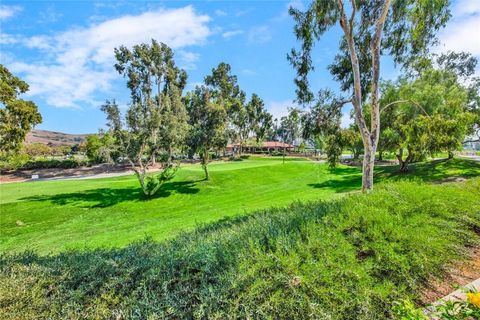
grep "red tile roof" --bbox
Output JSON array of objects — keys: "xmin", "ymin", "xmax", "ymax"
[{"xmin": 226, "ymin": 141, "xmax": 295, "ymax": 148}]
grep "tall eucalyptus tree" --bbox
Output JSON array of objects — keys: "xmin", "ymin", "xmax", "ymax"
[
  {"xmin": 289, "ymin": 0, "xmax": 450, "ymax": 192},
  {"xmin": 102, "ymin": 40, "xmax": 188, "ymax": 196}
]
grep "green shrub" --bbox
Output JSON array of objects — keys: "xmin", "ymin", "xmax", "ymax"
[
  {"xmin": 271, "ymin": 150, "xmax": 286, "ymax": 156},
  {"xmin": 1, "ymin": 179, "xmax": 479, "ymax": 319},
  {"xmin": 19, "ymin": 158, "xmax": 87, "ymax": 169},
  {"xmin": 0, "ymin": 153, "xmax": 31, "ymax": 170}
]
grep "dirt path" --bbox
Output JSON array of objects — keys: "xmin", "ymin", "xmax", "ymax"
[
  {"xmin": 0, "ymin": 163, "xmax": 160, "ymax": 183},
  {"xmin": 421, "ymin": 247, "xmax": 480, "ymax": 304}
]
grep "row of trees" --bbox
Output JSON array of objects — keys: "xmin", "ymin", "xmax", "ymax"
[
  {"xmin": 285, "ymin": 51, "xmax": 480, "ymax": 171},
  {"xmin": 101, "ymin": 40, "xmax": 274, "ymax": 196},
  {"xmin": 100, "ymin": 38, "xmax": 478, "ymax": 196}
]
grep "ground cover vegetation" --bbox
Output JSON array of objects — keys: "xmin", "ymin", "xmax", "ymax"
[{"xmin": 1, "ymin": 176, "xmax": 479, "ymax": 319}]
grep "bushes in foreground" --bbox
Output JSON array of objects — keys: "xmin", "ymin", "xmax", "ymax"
[
  {"xmin": 19, "ymin": 158, "xmax": 87, "ymax": 169},
  {"xmin": 1, "ymin": 179, "xmax": 479, "ymax": 319},
  {"xmin": 0, "ymin": 157, "xmax": 88, "ymax": 171}
]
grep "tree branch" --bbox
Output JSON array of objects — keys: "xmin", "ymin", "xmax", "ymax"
[
  {"xmin": 380, "ymin": 100, "xmax": 410, "ymax": 113},
  {"xmin": 380, "ymin": 99, "xmax": 430, "ymax": 117},
  {"xmin": 370, "ymin": 0, "xmax": 391, "ymax": 145},
  {"xmin": 349, "ymin": 0, "xmax": 356, "ymax": 35},
  {"xmin": 337, "ymin": 0, "xmax": 370, "ymax": 143}
]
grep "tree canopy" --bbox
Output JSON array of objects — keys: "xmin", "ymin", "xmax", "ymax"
[
  {"xmin": 185, "ymin": 86, "xmax": 227, "ymax": 180},
  {"xmin": 102, "ymin": 40, "xmax": 189, "ymax": 196},
  {"xmin": 0, "ymin": 65, "xmax": 42, "ymax": 154}
]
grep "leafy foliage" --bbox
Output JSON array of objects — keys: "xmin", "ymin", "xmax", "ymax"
[
  {"xmin": 185, "ymin": 86, "xmax": 227, "ymax": 180},
  {"xmin": 0, "ymin": 65, "xmax": 42, "ymax": 154},
  {"xmin": 380, "ymin": 67, "xmax": 475, "ymax": 171},
  {"xmin": 289, "ymin": 1, "xmax": 450, "ymax": 104},
  {"xmin": 204, "ymin": 63, "xmax": 273, "ymax": 153},
  {"xmin": 102, "ymin": 40, "xmax": 189, "ymax": 196}
]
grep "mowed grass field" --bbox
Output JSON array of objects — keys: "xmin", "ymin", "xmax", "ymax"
[{"xmin": 1, "ymin": 156, "xmax": 479, "ymax": 254}]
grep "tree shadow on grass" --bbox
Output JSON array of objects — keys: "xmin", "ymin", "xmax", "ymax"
[
  {"xmin": 308, "ymin": 166, "xmax": 362, "ymax": 193},
  {"xmin": 375, "ymin": 158, "xmax": 480, "ymax": 183},
  {"xmin": 20, "ymin": 180, "xmax": 201, "ymax": 208},
  {"xmin": 308, "ymin": 158, "xmax": 480, "ymax": 193}
]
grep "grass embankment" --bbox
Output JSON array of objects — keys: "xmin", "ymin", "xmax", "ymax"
[
  {"xmin": 1, "ymin": 157, "xmax": 479, "ymax": 254},
  {"xmin": 1, "ymin": 178, "xmax": 479, "ymax": 319}
]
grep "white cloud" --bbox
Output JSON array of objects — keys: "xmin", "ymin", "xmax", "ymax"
[
  {"xmin": 0, "ymin": 33, "xmax": 19, "ymax": 45},
  {"xmin": 0, "ymin": 5, "xmax": 21, "ymax": 19},
  {"xmin": 454, "ymin": 0, "xmax": 480, "ymax": 16},
  {"xmin": 215, "ymin": 9, "xmax": 227, "ymax": 16},
  {"xmin": 222, "ymin": 30, "xmax": 243, "ymax": 39},
  {"xmin": 38, "ymin": 6, "xmax": 62, "ymax": 23},
  {"xmin": 235, "ymin": 9, "xmax": 252, "ymax": 17},
  {"xmin": 178, "ymin": 50, "xmax": 200, "ymax": 70},
  {"xmin": 5, "ymin": 6, "xmax": 211, "ymax": 108},
  {"xmin": 241, "ymin": 68, "xmax": 256, "ymax": 76},
  {"xmin": 248, "ymin": 26, "xmax": 272, "ymax": 44},
  {"xmin": 436, "ymin": 0, "xmax": 480, "ymax": 56},
  {"xmin": 266, "ymin": 100, "xmax": 297, "ymax": 120}
]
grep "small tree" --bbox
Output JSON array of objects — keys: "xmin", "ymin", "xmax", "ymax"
[
  {"xmin": 102, "ymin": 40, "xmax": 188, "ymax": 196},
  {"xmin": 0, "ymin": 65, "xmax": 42, "ymax": 154},
  {"xmin": 85, "ymin": 135, "xmax": 103, "ymax": 162},
  {"xmin": 301, "ymin": 89, "xmax": 349, "ymax": 166},
  {"xmin": 380, "ymin": 68, "xmax": 474, "ymax": 171},
  {"xmin": 205, "ymin": 63, "xmax": 247, "ymax": 155},
  {"xmin": 278, "ymin": 108, "xmax": 303, "ymax": 146},
  {"xmin": 22, "ymin": 143, "xmax": 52, "ymax": 158},
  {"xmin": 246, "ymin": 94, "xmax": 273, "ymax": 143},
  {"xmin": 343, "ymin": 127, "xmax": 363, "ymax": 160},
  {"xmin": 185, "ymin": 86, "xmax": 227, "ymax": 180}
]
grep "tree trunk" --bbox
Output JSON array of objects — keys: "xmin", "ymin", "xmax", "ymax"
[
  {"xmin": 338, "ymin": 0, "xmax": 390, "ymax": 193},
  {"xmin": 378, "ymin": 150, "xmax": 383, "ymax": 161},
  {"xmin": 202, "ymin": 148, "xmax": 209, "ymax": 180},
  {"xmin": 167, "ymin": 146, "xmax": 173, "ymax": 165},
  {"xmin": 133, "ymin": 168, "xmax": 149, "ymax": 196},
  {"xmin": 362, "ymin": 144, "xmax": 375, "ymax": 193},
  {"xmin": 448, "ymin": 151, "xmax": 454, "ymax": 159},
  {"xmin": 397, "ymin": 149, "xmax": 413, "ymax": 173}
]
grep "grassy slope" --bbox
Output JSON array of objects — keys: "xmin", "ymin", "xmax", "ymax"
[
  {"xmin": 1, "ymin": 178, "xmax": 479, "ymax": 319},
  {"xmin": 1, "ymin": 157, "xmax": 479, "ymax": 254}
]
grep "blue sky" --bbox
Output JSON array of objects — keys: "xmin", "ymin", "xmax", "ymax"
[{"xmin": 1, "ymin": 0, "xmax": 479, "ymax": 134}]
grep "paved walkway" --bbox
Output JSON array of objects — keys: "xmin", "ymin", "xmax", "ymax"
[
  {"xmin": 424, "ymin": 277, "xmax": 480, "ymax": 318},
  {"xmin": 458, "ymin": 155, "xmax": 480, "ymax": 162}
]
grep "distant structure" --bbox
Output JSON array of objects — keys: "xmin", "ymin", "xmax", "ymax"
[{"xmin": 226, "ymin": 141, "xmax": 295, "ymax": 154}]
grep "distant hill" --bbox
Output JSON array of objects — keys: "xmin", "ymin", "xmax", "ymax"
[{"xmin": 25, "ymin": 129, "xmax": 90, "ymax": 146}]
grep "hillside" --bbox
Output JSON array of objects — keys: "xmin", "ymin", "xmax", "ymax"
[
  {"xmin": 25, "ymin": 129, "xmax": 89, "ymax": 146},
  {"xmin": 1, "ymin": 176, "xmax": 479, "ymax": 319}
]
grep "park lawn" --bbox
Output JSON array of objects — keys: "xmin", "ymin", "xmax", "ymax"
[{"xmin": 1, "ymin": 157, "xmax": 479, "ymax": 254}]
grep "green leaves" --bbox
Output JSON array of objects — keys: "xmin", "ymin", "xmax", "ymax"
[
  {"xmin": 0, "ymin": 65, "xmax": 42, "ymax": 154},
  {"xmin": 289, "ymin": 1, "xmax": 450, "ymax": 102},
  {"xmin": 380, "ymin": 66, "xmax": 475, "ymax": 168},
  {"xmin": 103, "ymin": 41, "xmax": 189, "ymax": 196}
]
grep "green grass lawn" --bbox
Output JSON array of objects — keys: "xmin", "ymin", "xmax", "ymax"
[
  {"xmin": 1, "ymin": 156, "xmax": 479, "ymax": 254},
  {"xmin": 2, "ymin": 177, "xmax": 479, "ymax": 319}
]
